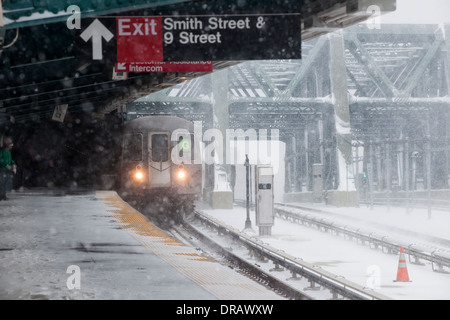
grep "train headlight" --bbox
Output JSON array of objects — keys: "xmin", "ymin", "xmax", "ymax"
[
  {"xmin": 177, "ymin": 165, "xmax": 186, "ymax": 180},
  {"xmin": 134, "ymin": 165, "xmax": 144, "ymax": 181},
  {"xmin": 177, "ymin": 170, "xmax": 186, "ymax": 180},
  {"xmin": 135, "ymin": 171, "xmax": 144, "ymax": 180}
]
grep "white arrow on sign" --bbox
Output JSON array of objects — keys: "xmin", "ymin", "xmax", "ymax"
[
  {"xmin": 80, "ymin": 19, "xmax": 114, "ymax": 60},
  {"xmin": 116, "ymin": 62, "xmax": 126, "ymax": 71}
]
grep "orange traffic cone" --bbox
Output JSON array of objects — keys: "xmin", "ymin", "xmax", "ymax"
[{"xmin": 394, "ymin": 247, "xmax": 411, "ymax": 282}]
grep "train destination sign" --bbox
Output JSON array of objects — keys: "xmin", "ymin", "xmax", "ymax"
[{"xmin": 115, "ymin": 13, "xmax": 301, "ymax": 62}]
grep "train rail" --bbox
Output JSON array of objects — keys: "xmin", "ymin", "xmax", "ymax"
[
  {"xmin": 173, "ymin": 218, "xmax": 313, "ymax": 300},
  {"xmin": 175, "ymin": 210, "xmax": 392, "ymax": 300},
  {"xmin": 360, "ymin": 197, "xmax": 450, "ymax": 213},
  {"xmin": 274, "ymin": 203, "xmax": 450, "ymax": 274}
]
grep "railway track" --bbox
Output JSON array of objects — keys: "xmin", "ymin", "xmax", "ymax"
[
  {"xmin": 360, "ymin": 197, "xmax": 450, "ymax": 213},
  {"xmin": 274, "ymin": 203, "xmax": 450, "ymax": 274},
  {"xmin": 174, "ymin": 210, "xmax": 392, "ymax": 300},
  {"xmin": 173, "ymin": 219, "xmax": 313, "ymax": 300}
]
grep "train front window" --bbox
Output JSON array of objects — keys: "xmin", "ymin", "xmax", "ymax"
[
  {"xmin": 123, "ymin": 133, "xmax": 143, "ymax": 161},
  {"xmin": 151, "ymin": 134, "xmax": 169, "ymax": 162}
]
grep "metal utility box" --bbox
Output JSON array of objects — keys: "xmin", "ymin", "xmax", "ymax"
[
  {"xmin": 312, "ymin": 164, "xmax": 323, "ymax": 202},
  {"xmin": 255, "ymin": 166, "xmax": 274, "ymax": 236}
]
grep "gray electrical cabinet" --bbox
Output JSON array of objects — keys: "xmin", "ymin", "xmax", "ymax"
[
  {"xmin": 313, "ymin": 164, "xmax": 323, "ymax": 202},
  {"xmin": 255, "ymin": 166, "xmax": 274, "ymax": 236}
]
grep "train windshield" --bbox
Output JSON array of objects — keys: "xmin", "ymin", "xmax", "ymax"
[
  {"xmin": 151, "ymin": 134, "xmax": 169, "ymax": 162},
  {"xmin": 123, "ymin": 133, "xmax": 143, "ymax": 161}
]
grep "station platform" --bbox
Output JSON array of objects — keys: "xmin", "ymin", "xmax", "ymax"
[{"xmin": 0, "ymin": 189, "xmax": 283, "ymax": 300}]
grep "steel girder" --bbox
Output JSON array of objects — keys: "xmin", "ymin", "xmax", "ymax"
[{"xmin": 130, "ymin": 23, "xmax": 450, "ymax": 152}]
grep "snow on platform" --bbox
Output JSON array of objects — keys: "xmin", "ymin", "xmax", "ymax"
[
  {"xmin": 201, "ymin": 201, "xmax": 450, "ymax": 300},
  {"xmin": 0, "ymin": 190, "xmax": 282, "ymax": 300},
  {"xmin": 3, "ymin": 186, "xmax": 449, "ymax": 300}
]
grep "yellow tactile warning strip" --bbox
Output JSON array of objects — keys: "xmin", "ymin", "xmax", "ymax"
[{"xmin": 95, "ymin": 191, "xmax": 283, "ymax": 300}]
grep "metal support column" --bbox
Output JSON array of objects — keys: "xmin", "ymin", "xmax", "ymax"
[
  {"xmin": 212, "ymin": 69, "xmax": 229, "ymax": 161},
  {"xmin": 292, "ymin": 134, "xmax": 298, "ymax": 192},
  {"xmin": 304, "ymin": 126, "xmax": 310, "ymax": 191},
  {"xmin": 368, "ymin": 140, "xmax": 374, "ymax": 209},
  {"xmin": 210, "ymin": 69, "xmax": 233, "ymax": 209},
  {"xmin": 328, "ymin": 30, "xmax": 353, "ymax": 192},
  {"xmin": 426, "ymin": 117, "xmax": 432, "ymax": 219},
  {"xmin": 405, "ymin": 138, "xmax": 410, "ymax": 213},
  {"xmin": 386, "ymin": 140, "xmax": 391, "ymax": 211}
]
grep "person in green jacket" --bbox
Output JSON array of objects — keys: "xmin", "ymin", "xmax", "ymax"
[{"xmin": 0, "ymin": 137, "xmax": 16, "ymax": 201}]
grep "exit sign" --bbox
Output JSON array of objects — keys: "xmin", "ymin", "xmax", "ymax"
[{"xmin": 116, "ymin": 13, "xmax": 301, "ymax": 62}]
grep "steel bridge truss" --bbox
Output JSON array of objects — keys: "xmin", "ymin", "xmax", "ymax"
[{"xmin": 129, "ymin": 23, "xmax": 450, "ymax": 196}]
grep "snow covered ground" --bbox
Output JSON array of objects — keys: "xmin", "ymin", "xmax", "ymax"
[
  {"xmin": 2, "ymin": 188, "xmax": 449, "ymax": 300},
  {"xmin": 0, "ymin": 191, "xmax": 218, "ymax": 300},
  {"xmin": 200, "ymin": 202, "xmax": 450, "ymax": 300}
]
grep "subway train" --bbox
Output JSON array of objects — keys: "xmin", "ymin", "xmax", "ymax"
[{"xmin": 119, "ymin": 115, "xmax": 203, "ymax": 221}]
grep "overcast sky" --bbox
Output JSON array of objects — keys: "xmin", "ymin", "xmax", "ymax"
[{"xmin": 381, "ymin": 0, "xmax": 450, "ymax": 24}]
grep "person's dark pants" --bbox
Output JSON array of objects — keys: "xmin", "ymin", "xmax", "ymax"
[{"xmin": 0, "ymin": 171, "xmax": 13, "ymax": 200}]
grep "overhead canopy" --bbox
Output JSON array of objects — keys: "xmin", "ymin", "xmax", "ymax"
[
  {"xmin": 1, "ymin": 0, "xmax": 193, "ymax": 28},
  {"xmin": 0, "ymin": 0, "xmax": 396, "ymax": 126}
]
